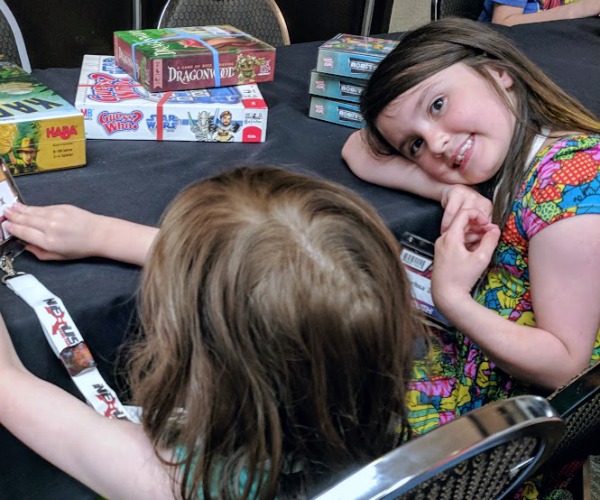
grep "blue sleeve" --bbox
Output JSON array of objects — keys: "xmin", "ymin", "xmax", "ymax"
[{"xmin": 478, "ymin": 0, "xmax": 539, "ymax": 21}]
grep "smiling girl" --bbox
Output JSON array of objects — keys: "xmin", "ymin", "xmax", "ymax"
[{"xmin": 343, "ymin": 18, "xmax": 600, "ymax": 436}]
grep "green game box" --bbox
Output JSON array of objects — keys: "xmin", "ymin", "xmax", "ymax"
[
  {"xmin": 114, "ymin": 25, "xmax": 276, "ymax": 92},
  {"xmin": 0, "ymin": 61, "xmax": 86, "ymax": 176}
]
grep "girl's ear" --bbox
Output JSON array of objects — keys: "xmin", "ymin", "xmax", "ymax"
[{"xmin": 488, "ymin": 67, "xmax": 514, "ymax": 90}]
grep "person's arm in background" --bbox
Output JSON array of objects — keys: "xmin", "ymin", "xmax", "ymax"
[
  {"xmin": 4, "ymin": 203, "xmax": 157, "ymax": 266},
  {"xmin": 492, "ymin": 0, "xmax": 600, "ymax": 25}
]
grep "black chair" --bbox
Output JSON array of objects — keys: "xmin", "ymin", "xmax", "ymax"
[
  {"xmin": 156, "ymin": 0, "xmax": 291, "ymax": 47},
  {"xmin": 431, "ymin": 0, "xmax": 484, "ymax": 21},
  {"xmin": 312, "ymin": 395, "xmax": 564, "ymax": 500},
  {"xmin": 539, "ymin": 360, "xmax": 600, "ymax": 495},
  {"xmin": 0, "ymin": 0, "xmax": 30, "ymax": 72}
]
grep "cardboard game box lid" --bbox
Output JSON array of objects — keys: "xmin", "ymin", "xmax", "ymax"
[
  {"xmin": 114, "ymin": 25, "xmax": 276, "ymax": 92},
  {"xmin": 315, "ymin": 33, "xmax": 398, "ymax": 79},
  {"xmin": 76, "ymin": 55, "xmax": 268, "ymax": 142},
  {"xmin": 0, "ymin": 61, "xmax": 86, "ymax": 176}
]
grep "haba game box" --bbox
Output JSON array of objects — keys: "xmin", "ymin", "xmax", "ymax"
[
  {"xmin": 76, "ymin": 55, "xmax": 268, "ymax": 142},
  {"xmin": 0, "ymin": 61, "xmax": 86, "ymax": 176},
  {"xmin": 113, "ymin": 25, "xmax": 276, "ymax": 92},
  {"xmin": 315, "ymin": 33, "xmax": 398, "ymax": 79}
]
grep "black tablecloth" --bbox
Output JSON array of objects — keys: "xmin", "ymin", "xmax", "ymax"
[{"xmin": 0, "ymin": 18, "xmax": 599, "ymax": 499}]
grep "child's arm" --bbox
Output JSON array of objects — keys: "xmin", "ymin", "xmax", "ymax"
[
  {"xmin": 0, "ymin": 315, "xmax": 175, "ymax": 499},
  {"xmin": 4, "ymin": 203, "xmax": 157, "ymax": 267},
  {"xmin": 342, "ymin": 130, "xmax": 450, "ymax": 201},
  {"xmin": 492, "ymin": 0, "xmax": 600, "ymax": 25},
  {"xmin": 343, "ymin": 130, "xmax": 493, "ymax": 232},
  {"xmin": 432, "ymin": 209, "xmax": 600, "ymax": 389}
]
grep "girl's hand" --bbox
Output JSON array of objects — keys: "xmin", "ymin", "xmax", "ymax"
[
  {"xmin": 4, "ymin": 203, "xmax": 107, "ymax": 261},
  {"xmin": 432, "ymin": 208, "xmax": 500, "ymax": 313},
  {"xmin": 440, "ymin": 185, "xmax": 493, "ymax": 242}
]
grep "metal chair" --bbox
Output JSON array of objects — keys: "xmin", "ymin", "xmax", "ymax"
[
  {"xmin": 312, "ymin": 395, "xmax": 564, "ymax": 500},
  {"xmin": 431, "ymin": 0, "xmax": 484, "ymax": 21},
  {"xmin": 157, "ymin": 0, "xmax": 290, "ymax": 47},
  {"xmin": 0, "ymin": 0, "xmax": 30, "ymax": 72},
  {"xmin": 538, "ymin": 360, "xmax": 600, "ymax": 494}
]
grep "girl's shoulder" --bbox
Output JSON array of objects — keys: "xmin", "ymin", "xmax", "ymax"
[
  {"xmin": 523, "ymin": 133, "xmax": 600, "ymax": 194},
  {"xmin": 542, "ymin": 133, "xmax": 600, "ymax": 161}
]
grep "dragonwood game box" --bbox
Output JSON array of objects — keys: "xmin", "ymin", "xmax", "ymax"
[
  {"xmin": 315, "ymin": 33, "xmax": 398, "ymax": 79},
  {"xmin": 113, "ymin": 25, "xmax": 276, "ymax": 92},
  {"xmin": 75, "ymin": 55, "xmax": 268, "ymax": 142},
  {"xmin": 0, "ymin": 61, "xmax": 86, "ymax": 176}
]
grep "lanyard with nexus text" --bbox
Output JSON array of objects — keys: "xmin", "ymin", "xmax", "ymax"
[{"xmin": 1, "ymin": 254, "xmax": 140, "ymax": 423}]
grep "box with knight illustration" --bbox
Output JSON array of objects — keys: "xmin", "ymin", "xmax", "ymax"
[
  {"xmin": 75, "ymin": 55, "xmax": 268, "ymax": 142},
  {"xmin": 113, "ymin": 25, "xmax": 276, "ymax": 92},
  {"xmin": 0, "ymin": 60, "xmax": 86, "ymax": 176}
]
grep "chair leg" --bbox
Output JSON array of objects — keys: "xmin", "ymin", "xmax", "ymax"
[{"xmin": 581, "ymin": 456, "xmax": 591, "ymax": 500}]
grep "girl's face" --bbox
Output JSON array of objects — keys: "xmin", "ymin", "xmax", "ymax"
[{"xmin": 375, "ymin": 62, "xmax": 516, "ymax": 185}]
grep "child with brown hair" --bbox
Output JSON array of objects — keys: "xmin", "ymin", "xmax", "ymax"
[{"xmin": 0, "ymin": 166, "xmax": 427, "ymax": 499}]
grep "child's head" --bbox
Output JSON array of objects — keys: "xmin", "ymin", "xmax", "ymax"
[
  {"xmin": 362, "ymin": 18, "xmax": 600, "ymax": 221},
  {"xmin": 126, "ymin": 166, "xmax": 426, "ymax": 498}
]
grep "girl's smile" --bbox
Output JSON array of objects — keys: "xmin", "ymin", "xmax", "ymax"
[{"xmin": 375, "ymin": 62, "xmax": 517, "ymax": 185}]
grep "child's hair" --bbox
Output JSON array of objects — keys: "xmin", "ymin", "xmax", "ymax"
[
  {"xmin": 125, "ymin": 166, "xmax": 427, "ymax": 499},
  {"xmin": 361, "ymin": 18, "xmax": 600, "ymax": 224}
]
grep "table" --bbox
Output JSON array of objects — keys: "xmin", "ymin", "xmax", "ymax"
[{"xmin": 1, "ymin": 18, "xmax": 599, "ymax": 499}]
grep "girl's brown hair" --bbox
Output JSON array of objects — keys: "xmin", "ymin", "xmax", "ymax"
[
  {"xmin": 361, "ymin": 18, "xmax": 600, "ymax": 224},
  {"xmin": 125, "ymin": 166, "xmax": 426, "ymax": 498}
]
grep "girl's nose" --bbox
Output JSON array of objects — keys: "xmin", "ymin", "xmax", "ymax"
[{"xmin": 426, "ymin": 127, "xmax": 449, "ymax": 156}]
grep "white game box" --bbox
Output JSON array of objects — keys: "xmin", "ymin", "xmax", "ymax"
[{"xmin": 75, "ymin": 55, "xmax": 268, "ymax": 142}]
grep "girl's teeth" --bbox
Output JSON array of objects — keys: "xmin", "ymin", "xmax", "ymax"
[{"xmin": 454, "ymin": 138, "xmax": 473, "ymax": 167}]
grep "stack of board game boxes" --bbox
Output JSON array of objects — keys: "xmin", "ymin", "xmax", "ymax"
[
  {"xmin": 0, "ymin": 61, "xmax": 86, "ymax": 176},
  {"xmin": 76, "ymin": 25, "xmax": 275, "ymax": 143},
  {"xmin": 308, "ymin": 34, "xmax": 398, "ymax": 129}
]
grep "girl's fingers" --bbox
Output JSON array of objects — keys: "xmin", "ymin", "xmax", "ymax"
[{"xmin": 5, "ymin": 204, "xmax": 48, "ymax": 231}]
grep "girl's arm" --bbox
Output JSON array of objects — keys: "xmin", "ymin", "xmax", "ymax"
[
  {"xmin": 4, "ymin": 203, "xmax": 157, "ymax": 266},
  {"xmin": 492, "ymin": 0, "xmax": 600, "ymax": 25},
  {"xmin": 342, "ymin": 130, "xmax": 450, "ymax": 201},
  {"xmin": 0, "ymin": 315, "xmax": 175, "ymax": 500},
  {"xmin": 432, "ymin": 210, "xmax": 600, "ymax": 389}
]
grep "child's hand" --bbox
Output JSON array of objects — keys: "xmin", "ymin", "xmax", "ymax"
[
  {"xmin": 440, "ymin": 185, "xmax": 492, "ymax": 231},
  {"xmin": 4, "ymin": 203, "xmax": 107, "ymax": 261},
  {"xmin": 440, "ymin": 185, "xmax": 493, "ymax": 248},
  {"xmin": 431, "ymin": 208, "xmax": 500, "ymax": 313}
]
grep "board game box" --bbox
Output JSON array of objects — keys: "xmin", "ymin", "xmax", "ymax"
[
  {"xmin": 113, "ymin": 25, "xmax": 276, "ymax": 92},
  {"xmin": 0, "ymin": 61, "xmax": 86, "ymax": 176},
  {"xmin": 308, "ymin": 70, "xmax": 367, "ymax": 103},
  {"xmin": 75, "ymin": 55, "xmax": 268, "ymax": 142},
  {"xmin": 315, "ymin": 33, "xmax": 398, "ymax": 79},
  {"xmin": 308, "ymin": 96, "xmax": 364, "ymax": 129}
]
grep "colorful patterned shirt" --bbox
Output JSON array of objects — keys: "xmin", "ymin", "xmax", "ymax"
[{"xmin": 408, "ymin": 134, "xmax": 600, "ymax": 437}]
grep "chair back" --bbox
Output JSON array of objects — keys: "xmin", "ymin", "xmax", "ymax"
[
  {"xmin": 544, "ymin": 360, "xmax": 600, "ymax": 468},
  {"xmin": 313, "ymin": 395, "xmax": 564, "ymax": 500},
  {"xmin": 157, "ymin": 0, "xmax": 290, "ymax": 47},
  {"xmin": 0, "ymin": 0, "xmax": 30, "ymax": 72},
  {"xmin": 431, "ymin": 0, "xmax": 484, "ymax": 21}
]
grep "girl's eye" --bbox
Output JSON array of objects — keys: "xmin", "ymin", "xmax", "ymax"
[
  {"xmin": 409, "ymin": 138, "xmax": 424, "ymax": 156},
  {"xmin": 431, "ymin": 98, "xmax": 444, "ymax": 114}
]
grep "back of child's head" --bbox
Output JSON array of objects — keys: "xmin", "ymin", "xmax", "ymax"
[
  {"xmin": 126, "ymin": 166, "xmax": 426, "ymax": 498},
  {"xmin": 362, "ymin": 18, "xmax": 600, "ymax": 222}
]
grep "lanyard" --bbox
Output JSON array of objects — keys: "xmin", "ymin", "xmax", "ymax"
[{"xmin": 1, "ymin": 255, "xmax": 140, "ymax": 423}]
